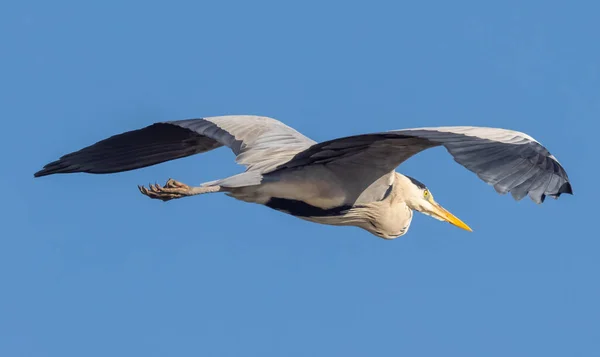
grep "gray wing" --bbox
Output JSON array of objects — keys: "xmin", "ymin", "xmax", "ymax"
[
  {"xmin": 34, "ymin": 115, "xmax": 316, "ymax": 177},
  {"xmin": 272, "ymin": 126, "xmax": 572, "ymax": 204}
]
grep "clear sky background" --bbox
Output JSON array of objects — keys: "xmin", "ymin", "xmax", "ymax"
[{"xmin": 1, "ymin": 0, "xmax": 598, "ymax": 356}]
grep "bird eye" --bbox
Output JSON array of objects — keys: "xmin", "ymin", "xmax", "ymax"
[{"xmin": 423, "ymin": 190, "xmax": 429, "ymax": 198}]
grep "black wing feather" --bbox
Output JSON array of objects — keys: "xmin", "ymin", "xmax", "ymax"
[{"xmin": 34, "ymin": 123, "xmax": 221, "ymax": 177}]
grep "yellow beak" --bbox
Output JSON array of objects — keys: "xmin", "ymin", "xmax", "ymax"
[{"xmin": 432, "ymin": 202, "xmax": 473, "ymax": 232}]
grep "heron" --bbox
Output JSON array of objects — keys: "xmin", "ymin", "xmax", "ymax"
[{"xmin": 34, "ymin": 115, "xmax": 572, "ymax": 239}]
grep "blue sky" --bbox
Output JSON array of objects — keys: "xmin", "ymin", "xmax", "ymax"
[{"xmin": 1, "ymin": 0, "xmax": 598, "ymax": 356}]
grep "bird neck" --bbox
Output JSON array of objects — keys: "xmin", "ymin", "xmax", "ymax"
[
  {"xmin": 392, "ymin": 172, "xmax": 421, "ymax": 210},
  {"xmin": 355, "ymin": 176, "xmax": 414, "ymax": 239}
]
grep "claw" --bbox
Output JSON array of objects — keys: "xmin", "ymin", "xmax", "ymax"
[
  {"xmin": 165, "ymin": 178, "xmax": 180, "ymax": 188},
  {"xmin": 137, "ymin": 178, "xmax": 191, "ymax": 202}
]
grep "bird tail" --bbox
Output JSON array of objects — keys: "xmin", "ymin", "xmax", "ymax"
[{"xmin": 202, "ymin": 171, "xmax": 264, "ymax": 188}]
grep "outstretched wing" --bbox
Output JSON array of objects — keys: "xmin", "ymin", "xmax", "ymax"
[
  {"xmin": 272, "ymin": 126, "xmax": 572, "ymax": 204},
  {"xmin": 34, "ymin": 115, "xmax": 316, "ymax": 177}
]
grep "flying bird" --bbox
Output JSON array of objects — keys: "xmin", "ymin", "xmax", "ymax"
[{"xmin": 34, "ymin": 115, "xmax": 572, "ymax": 239}]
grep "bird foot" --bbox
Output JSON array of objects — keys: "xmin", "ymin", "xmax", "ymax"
[{"xmin": 138, "ymin": 178, "xmax": 192, "ymax": 202}]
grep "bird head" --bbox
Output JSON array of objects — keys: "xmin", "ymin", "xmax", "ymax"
[{"xmin": 401, "ymin": 175, "xmax": 472, "ymax": 232}]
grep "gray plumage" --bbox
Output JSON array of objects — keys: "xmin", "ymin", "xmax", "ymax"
[
  {"xmin": 34, "ymin": 116, "xmax": 315, "ymax": 176},
  {"xmin": 273, "ymin": 126, "xmax": 571, "ymax": 204},
  {"xmin": 35, "ymin": 115, "xmax": 572, "ymax": 238}
]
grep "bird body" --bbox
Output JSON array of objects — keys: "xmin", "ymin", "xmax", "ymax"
[
  {"xmin": 228, "ymin": 171, "xmax": 413, "ymax": 238},
  {"xmin": 34, "ymin": 115, "xmax": 572, "ymax": 239}
]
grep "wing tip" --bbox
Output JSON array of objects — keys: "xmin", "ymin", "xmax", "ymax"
[
  {"xmin": 510, "ymin": 180, "xmax": 572, "ymax": 204},
  {"xmin": 34, "ymin": 169, "xmax": 63, "ymax": 178},
  {"xmin": 33, "ymin": 168, "xmax": 66, "ymax": 178},
  {"xmin": 34, "ymin": 163, "xmax": 58, "ymax": 178},
  {"xmin": 548, "ymin": 181, "xmax": 573, "ymax": 199},
  {"xmin": 533, "ymin": 181, "xmax": 573, "ymax": 204},
  {"xmin": 558, "ymin": 181, "xmax": 573, "ymax": 195},
  {"xmin": 33, "ymin": 159, "xmax": 76, "ymax": 178}
]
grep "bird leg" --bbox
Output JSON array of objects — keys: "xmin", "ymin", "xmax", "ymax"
[{"xmin": 138, "ymin": 178, "xmax": 221, "ymax": 202}]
